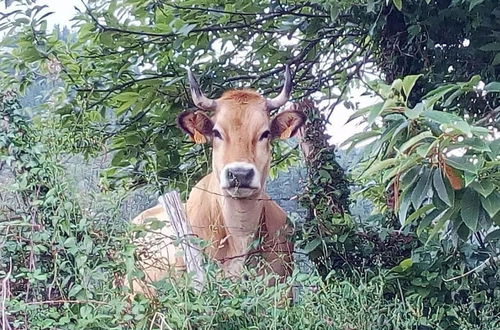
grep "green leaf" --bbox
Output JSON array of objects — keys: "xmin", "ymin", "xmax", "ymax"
[
  {"xmin": 346, "ymin": 102, "xmax": 382, "ymax": 123},
  {"xmin": 449, "ymin": 120, "xmax": 472, "ymax": 135},
  {"xmin": 461, "ymin": 137, "xmax": 491, "ymax": 152},
  {"xmin": 423, "ymin": 110, "xmax": 463, "ymax": 125},
  {"xmin": 411, "ymin": 167, "xmax": 433, "ymax": 209},
  {"xmin": 68, "ymin": 284, "xmax": 83, "ymax": 298},
  {"xmin": 480, "ymin": 42, "xmax": 500, "ymax": 52},
  {"xmin": 384, "ymin": 154, "xmax": 421, "ymax": 182},
  {"xmin": 427, "ymin": 207, "xmax": 455, "ymax": 242},
  {"xmin": 63, "ymin": 237, "xmax": 76, "ymax": 248},
  {"xmin": 405, "ymin": 102, "xmax": 424, "ymax": 119},
  {"xmin": 178, "ymin": 24, "xmax": 197, "ymax": 36},
  {"xmin": 417, "ymin": 209, "xmax": 440, "ymax": 237},
  {"xmin": 484, "ymin": 82, "xmax": 500, "ymax": 93},
  {"xmin": 480, "ymin": 192, "xmax": 500, "ymax": 218},
  {"xmin": 492, "ymin": 53, "xmax": 500, "ymax": 66},
  {"xmin": 400, "ymin": 166, "xmax": 421, "ymax": 188},
  {"xmin": 302, "ymin": 238, "xmax": 321, "ymax": 254},
  {"xmin": 399, "ymin": 131, "xmax": 434, "ymax": 153},
  {"xmin": 398, "ymin": 187, "xmax": 412, "ymax": 224},
  {"xmin": 402, "ymin": 74, "xmax": 422, "ymax": 99},
  {"xmin": 433, "ymin": 169, "xmax": 452, "ymax": 206},
  {"xmin": 368, "ymin": 99, "xmax": 394, "ymax": 123},
  {"xmin": 340, "ymin": 131, "xmax": 380, "ymax": 148},
  {"xmin": 392, "ymin": 0, "xmax": 402, "ymax": 11},
  {"xmin": 399, "ymin": 258, "xmax": 413, "ymax": 271},
  {"xmin": 484, "ymin": 229, "xmax": 500, "ymax": 243},
  {"xmin": 359, "ymin": 158, "xmax": 399, "ymax": 179},
  {"xmin": 461, "ymin": 189, "xmax": 480, "ymax": 231},
  {"xmin": 405, "ymin": 204, "xmax": 434, "ymax": 226},
  {"xmin": 445, "ymin": 156, "xmax": 480, "ymax": 174},
  {"xmin": 469, "ymin": 181, "xmax": 495, "ymax": 198},
  {"xmin": 469, "ymin": 0, "xmax": 486, "ymax": 10}
]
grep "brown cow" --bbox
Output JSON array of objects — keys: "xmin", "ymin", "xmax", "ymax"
[{"xmin": 131, "ymin": 66, "xmax": 305, "ymax": 296}]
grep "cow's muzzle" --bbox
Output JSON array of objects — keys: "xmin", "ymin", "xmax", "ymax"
[{"xmin": 220, "ymin": 162, "xmax": 260, "ymax": 197}]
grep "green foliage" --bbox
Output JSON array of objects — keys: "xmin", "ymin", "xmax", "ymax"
[
  {"xmin": 346, "ymin": 73, "xmax": 500, "ymax": 318},
  {"xmin": 0, "ymin": 0, "xmax": 373, "ymax": 190}
]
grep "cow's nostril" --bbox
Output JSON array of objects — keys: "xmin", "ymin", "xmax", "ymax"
[{"xmin": 226, "ymin": 167, "xmax": 255, "ymax": 188}]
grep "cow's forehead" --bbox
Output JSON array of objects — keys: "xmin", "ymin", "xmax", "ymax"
[{"xmin": 213, "ymin": 90, "xmax": 270, "ymax": 131}]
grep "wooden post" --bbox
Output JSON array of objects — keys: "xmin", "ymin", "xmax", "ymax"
[{"xmin": 158, "ymin": 191, "xmax": 204, "ymax": 291}]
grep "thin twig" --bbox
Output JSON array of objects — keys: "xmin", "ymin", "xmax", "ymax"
[{"xmin": 443, "ymin": 256, "xmax": 496, "ymax": 282}]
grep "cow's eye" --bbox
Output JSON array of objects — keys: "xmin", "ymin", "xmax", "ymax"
[
  {"xmin": 212, "ymin": 129, "xmax": 223, "ymax": 139},
  {"xmin": 259, "ymin": 130, "xmax": 270, "ymax": 141}
]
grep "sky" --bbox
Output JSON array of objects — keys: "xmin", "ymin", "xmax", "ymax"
[{"xmin": 1, "ymin": 0, "xmax": 368, "ymax": 146}]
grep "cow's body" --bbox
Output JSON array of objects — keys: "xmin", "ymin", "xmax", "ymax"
[
  {"xmin": 130, "ymin": 67, "xmax": 304, "ymax": 296},
  {"xmin": 131, "ymin": 172, "xmax": 292, "ymax": 295}
]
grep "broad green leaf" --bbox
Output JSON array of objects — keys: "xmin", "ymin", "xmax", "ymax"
[
  {"xmin": 443, "ymin": 88, "xmax": 464, "ymax": 107},
  {"xmin": 417, "ymin": 209, "xmax": 440, "ymax": 237},
  {"xmin": 469, "ymin": 0, "xmax": 486, "ymax": 10},
  {"xmin": 464, "ymin": 171, "xmax": 477, "ymax": 187},
  {"xmin": 445, "ymin": 156, "xmax": 480, "ymax": 174},
  {"xmin": 460, "ymin": 137, "xmax": 491, "ymax": 152},
  {"xmin": 368, "ymin": 99, "xmax": 394, "ymax": 123},
  {"xmin": 399, "ymin": 258, "xmax": 413, "ymax": 271},
  {"xmin": 423, "ymin": 110, "xmax": 463, "ymax": 125},
  {"xmin": 415, "ymin": 142, "xmax": 433, "ymax": 158},
  {"xmin": 402, "ymin": 74, "xmax": 422, "ymax": 99},
  {"xmin": 68, "ymin": 284, "xmax": 83, "ymax": 298},
  {"xmin": 471, "ymin": 126, "xmax": 490, "ymax": 137},
  {"xmin": 480, "ymin": 192, "xmax": 500, "ymax": 218},
  {"xmin": 392, "ymin": 0, "xmax": 402, "ymax": 11},
  {"xmin": 384, "ymin": 154, "xmax": 421, "ymax": 182},
  {"xmin": 448, "ymin": 120, "xmax": 472, "ymax": 135},
  {"xmin": 469, "ymin": 181, "xmax": 495, "ymax": 198},
  {"xmin": 433, "ymin": 169, "xmax": 452, "ymax": 206},
  {"xmin": 424, "ymin": 84, "xmax": 457, "ymax": 99},
  {"xmin": 484, "ymin": 82, "xmax": 500, "ymax": 93},
  {"xmin": 480, "ymin": 43, "xmax": 500, "ymax": 52},
  {"xmin": 391, "ymin": 78, "xmax": 403, "ymax": 91},
  {"xmin": 340, "ymin": 131, "xmax": 380, "ymax": 148},
  {"xmin": 359, "ymin": 158, "xmax": 399, "ymax": 179},
  {"xmin": 484, "ymin": 229, "xmax": 500, "ymax": 243},
  {"xmin": 411, "ymin": 167, "xmax": 433, "ymax": 209},
  {"xmin": 461, "ymin": 189, "xmax": 480, "ymax": 231},
  {"xmin": 489, "ymin": 139, "xmax": 500, "ymax": 158},
  {"xmin": 346, "ymin": 102, "xmax": 382, "ymax": 123},
  {"xmin": 113, "ymin": 92, "xmax": 139, "ymax": 102},
  {"xmin": 405, "ymin": 102, "xmax": 424, "ymax": 119},
  {"xmin": 398, "ymin": 187, "xmax": 412, "ymax": 224},
  {"xmin": 399, "ymin": 131, "xmax": 434, "ymax": 153},
  {"xmin": 405, "ymin": 204, "xmax": 434, "ymax": 226},
  {"xmin": 492, "ymin": 53, "xmax": 500, "ymax": 66},
  {"xmin": 302, "ymin": 238, "xmax": 321, "ymax": 253},
  {"xmin": 427, "ymin": 207, "xmax": 455, "ymax": 242},
  {"xmin": 116, "ymin": 98, "xmax": 136, "ymax": 115},
  {"xmin": 400, "ymin": 166, "xmax": 421, "ymax": 188}
]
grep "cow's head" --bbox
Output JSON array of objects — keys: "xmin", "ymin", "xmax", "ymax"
[{"xmin": 178, "ymin": 66, "xmax": 305, "ymax": 198}]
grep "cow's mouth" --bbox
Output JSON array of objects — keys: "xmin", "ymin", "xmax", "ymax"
[{"xmin": 223, "ymin": 186, "xmax": 259, "ymax": 198}]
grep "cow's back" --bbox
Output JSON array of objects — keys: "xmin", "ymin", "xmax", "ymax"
[{"xmin": 129, "ymin": 204, "xmax": 186, "ymax": 296}]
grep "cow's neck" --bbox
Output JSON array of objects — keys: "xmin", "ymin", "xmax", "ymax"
[{"xmin": 209, "ymin": 173, "xmax": 265, "ymax": 275}]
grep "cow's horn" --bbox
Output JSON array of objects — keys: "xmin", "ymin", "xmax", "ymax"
[
  {"xmin": 266, "ymin": 65, "xmax": 293, "ymax": 110},
  {"xmin": 187, "ymin": 68, "xmax": 217, "ymax": 111}
]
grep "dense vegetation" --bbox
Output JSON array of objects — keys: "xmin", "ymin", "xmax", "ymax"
[{"xmin": 1, "ymin": 0, "xmax": 499, "ymax": 329}]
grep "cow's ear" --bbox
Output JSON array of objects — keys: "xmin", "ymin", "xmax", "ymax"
[
  {"xmin": 177, "ymin": 111, "xmax": 214, "ymax": 144},
  {"xmin": 270, "ymin": 109, "xmax": 306, "ymax": 140}
]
